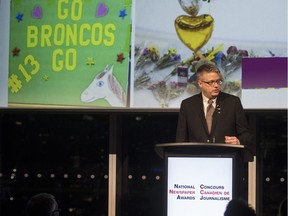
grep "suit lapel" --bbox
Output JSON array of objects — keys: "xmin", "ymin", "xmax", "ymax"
[{"xmin": 197, "ymin": 94, "xmax": 210, "ymax": 134}]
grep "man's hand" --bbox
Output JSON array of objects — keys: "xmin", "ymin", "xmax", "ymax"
[{"xmin": 225, "ymin": 136, "xmax": 240, "ymax": 145}]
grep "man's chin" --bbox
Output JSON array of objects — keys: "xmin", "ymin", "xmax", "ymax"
[{"xmin": 212, "ymin": 91, "xmax": 220, "ymax": 97}]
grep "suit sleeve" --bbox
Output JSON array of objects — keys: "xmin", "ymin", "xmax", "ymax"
[
  {"xmin": 176, "ymin": 101, "xmax": 188, "ymax": 142},
  {"xmin": 235, "ymin": 97, "xmax": 254, "ymax": 149}
]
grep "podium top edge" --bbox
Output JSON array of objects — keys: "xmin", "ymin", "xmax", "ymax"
[
  {"xmin": 155, "ymin": 142, "xmax": 245, "ymax": 158},
  {"xmin": 155, "ymin": 142, "xmax": 244, "ymax": 149}
]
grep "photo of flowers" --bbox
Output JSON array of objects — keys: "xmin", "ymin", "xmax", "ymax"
[{"xmin": 130, "ymin": 0, "xmax": 287, "ymax": 108}]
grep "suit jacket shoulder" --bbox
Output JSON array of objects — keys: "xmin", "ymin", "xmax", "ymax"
[
  {"xmin": 216, "ymin": 91, "xmax": 242, "ymax": 105},
  {"xmin": 181, "ymin": 93, "xmax": 202, "ymax": 104}
]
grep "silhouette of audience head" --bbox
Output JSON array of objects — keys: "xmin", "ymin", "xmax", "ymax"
[
  {"xmin": 278, "ymin": 197, "xmax": 287, "ymax": 216},
  {"xmin": 224, "ymin": 198, "xmax": 256, "ymax": 216},
  {"xmin": 26, "ymin": 193, "xmax": 60, "ymax": 216}
]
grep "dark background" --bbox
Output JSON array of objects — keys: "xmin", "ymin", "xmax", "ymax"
[{"xmin": 0, "ymin": 109, "xmax": 286, "ymax": 216}]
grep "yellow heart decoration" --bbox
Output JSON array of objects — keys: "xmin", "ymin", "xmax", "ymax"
[{"xmin": 175, "ymin": 14, "xmax": 214, "ymax": 52}]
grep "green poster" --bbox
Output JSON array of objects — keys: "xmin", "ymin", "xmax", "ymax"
[{"xmin": 9, "ymin": 0, "xmax": 131, "ymax": 107}]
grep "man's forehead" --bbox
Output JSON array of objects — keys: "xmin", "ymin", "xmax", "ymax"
[{"xmin": 201, "ymin": 71, "xmax": 220, "ymax": 76}]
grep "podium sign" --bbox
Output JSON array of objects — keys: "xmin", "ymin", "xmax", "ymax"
[
  {"xmin": 155, "ymin": 143, "xmax": 244, "ymax": 216},
  {"xmin": 167, "ymin": 156, "xmax": 233, "ymax": 216}
]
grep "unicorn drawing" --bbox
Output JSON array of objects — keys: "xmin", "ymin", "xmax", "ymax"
[{"xmin": 81, "ymin": 65, "xmax": 127, "ymax": 107}]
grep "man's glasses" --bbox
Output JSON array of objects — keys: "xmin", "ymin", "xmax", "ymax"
[{"xmin": 201, "ymin": 79, "xmax": 223, "ymax": 87}]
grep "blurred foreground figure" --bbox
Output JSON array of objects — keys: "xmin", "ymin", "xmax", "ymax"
[
  {"xmin": 224, "ymin": 198, "xmax": 256, "ymax": 216},
  {"xmin": 26, "ymin": 193, "xmax": 60, "ymax": 216}
]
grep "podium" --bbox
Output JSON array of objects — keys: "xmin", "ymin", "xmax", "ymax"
[{"xmin": 155, "ymin": 142, "xmax": 245, "ymax": 216}]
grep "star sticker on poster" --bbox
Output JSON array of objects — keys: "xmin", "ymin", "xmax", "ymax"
[
  {"xmin": 16, "ymin": 13, "xmax": 24, "ymax": 22},
  {"xmin": 12, "ymin": 47, "xmax": 20, "ymax": 56},
  {"xmin": 119, "ymin": 9, "xmax": 127, "ymax": 19},
  {"xmin": 117, "ymin": 53, "xmax": 125, "ymax": 63},
  {"xmin": 42, "ymin": 75, "xmax": 49, "ymax": 81},
  {"xmin": 86, "ymin": 57, "xmax": 95, "ymax": 67}
]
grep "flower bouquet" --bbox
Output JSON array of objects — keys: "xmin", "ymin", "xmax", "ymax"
[
  {"xmin": 135, "ymin": 46, "xmax": 160, "ymax": 70},
  {"xmin": 134, "ymin": 71, "xmax": 151, "ymax": 89},
  {"xmin": 148, "ymin": 81, "xmax": 185, "ymax": 107},
  {"xmin": 212, "ymin": 45, "xmax": 249, "ymax": 76},
  {"xmin": 154, "ymin": 48, "xmax": 181, "ymax": 70}
]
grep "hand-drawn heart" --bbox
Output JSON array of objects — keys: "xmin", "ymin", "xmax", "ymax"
[
  {"xmin": 96, "ymin": 2, "xmax": 108, "ymax": 17},
  {"xmin": 175, "ymin": 14, "xmax": 214, "ymax": 52},
  {"xmin": 32, "ymin": 5, "xmax": 43, "ymax": 19}
]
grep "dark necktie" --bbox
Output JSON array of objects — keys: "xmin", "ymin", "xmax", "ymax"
[{"xmin": 206, "ymin": 99, "xmax": 215, "ymax": 133}]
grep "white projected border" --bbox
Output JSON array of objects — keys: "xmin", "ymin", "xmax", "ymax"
[
  {"xmin": 242, "ymin": 89, "xmax": 288, "ymax": 109},
  {"xmin": 167, "ymin": 157, "xmax": 233, "ymax": 216},
  {"xmin": 0, "ymin": 0, "xmax": 9, "ymax": 107}
]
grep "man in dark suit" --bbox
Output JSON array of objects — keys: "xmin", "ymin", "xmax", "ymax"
[{"xmin": 176, "ymin": 62, "xmax": 253, "ymax": 150}]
